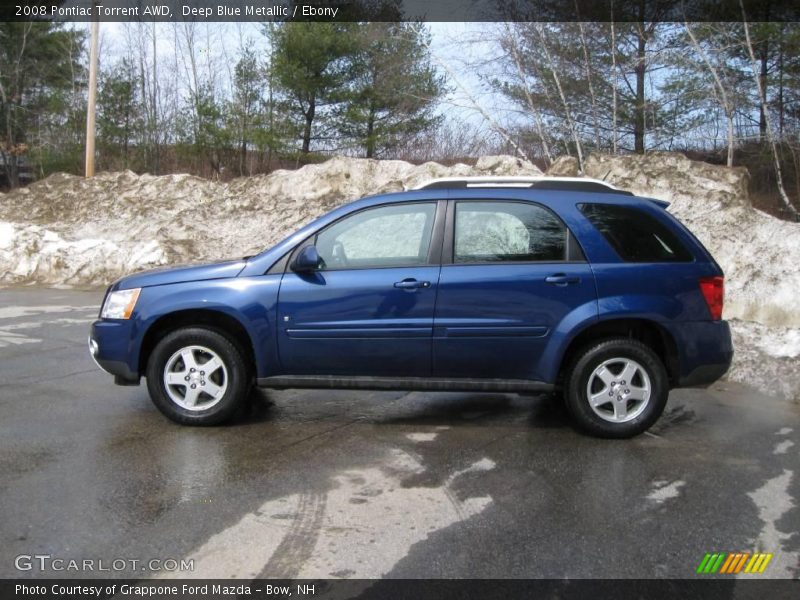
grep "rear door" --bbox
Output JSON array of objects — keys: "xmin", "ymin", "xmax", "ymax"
[
  {"xmin": 433, "ymin": 199, "xmax": 596, "ymax": 381},
  {"xmin": 277, "ymin": 201, "xmax": 444, "ymax": 377}
]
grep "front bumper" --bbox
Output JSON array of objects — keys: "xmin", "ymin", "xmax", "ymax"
[{"xmin": 89, "ymin": 320, "xmax": 141, "ymax": 386}]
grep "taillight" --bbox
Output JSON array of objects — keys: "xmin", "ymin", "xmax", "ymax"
[{"xmin": 699, "ymin": 276, "xmax": 724, "ymax": 320}]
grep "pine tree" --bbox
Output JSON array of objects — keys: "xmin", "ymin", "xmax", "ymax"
[
  {"xmin": 0, "ymin": 22, "xmax": 84, "ymax": 186},
  {"xmin": 336, "ymin": 22, "xmax": 445, "ymax": 158},
  {"xmin": 268, "ymin": 22, "xmax": 360, "ymax": 155},
  {"xmin": 98, "ymin": 58, "xmax": 142, "ymax": 169},
  {"xmin": 228, "ymin": 47, "xmax": 262, "ymax": 176}
]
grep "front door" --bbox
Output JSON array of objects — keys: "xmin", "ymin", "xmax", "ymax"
[
  {"xmin": 433, "ymin": 200, "xmax": 597, "ymax": 380},
  {"xmin": 277, "ymin": 201, "xmax": 443, "ymax": 377}
]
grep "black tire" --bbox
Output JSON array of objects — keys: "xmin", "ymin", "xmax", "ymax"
[
  {"xmin": 563, "ymin": 338, "xmax": 668, "ymax": 439},
  {"xmin": 146, "ymin": 327, "xmax": 251, "ymax": 425}
]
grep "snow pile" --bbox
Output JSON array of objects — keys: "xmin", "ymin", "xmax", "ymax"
[
  {"xmin": 1, "ymin": 151, "xmax": 798, "ymax": 399},
  {"xmin": 728, "ymin": 320, "xmax": 800, "ymax": 400},
  {"xmin": 0, "ymin": 156, "xmax": 540, "ymax": 287},
  {"xmin": 583, "ymin": 152, "xmax": 797, "ymax": 328}
]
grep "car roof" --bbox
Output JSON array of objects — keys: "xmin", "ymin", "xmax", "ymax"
[
  {"xmin": 348, "ymin": 181, "xmax": 667, "ymax": 210},
  {"xmin": 414, "ymin": 176, "xmax": 631, "ymax": 195}
]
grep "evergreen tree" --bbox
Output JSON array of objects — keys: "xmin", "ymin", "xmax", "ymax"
[
  {"xmin": 228, "ymin": 47, "xmax": 262, "ymax": 175},
  {"xmin": 98, "ymin": 58, "xmax": 142, "ymax": 169},
  {"xmin": 268, "ymin": 22, "xmax": 360, "ymax": 154},
  {"xmin": 336, "ymin": 22, "xmax": 445, "ymax": 158},
  {"xmin": 191, "ymin": 84, "xmax": 229, "ymax": 176},
  {"xmin": 0, "ymin": 22, "xmax": 84, "ymax": 186}
]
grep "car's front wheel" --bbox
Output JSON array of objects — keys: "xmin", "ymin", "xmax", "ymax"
[
  {"xmin": 146, "ymin": 327, "xmax": 250, "ymax": 425},
  {"xmin": 564, "ymin": 338, "xmax": 668, "ymax": 438}
]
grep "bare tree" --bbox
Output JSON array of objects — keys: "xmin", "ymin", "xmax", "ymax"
[
  {"xmin": 575, "ymin": 9, "xmax": 601, "ymax": 150},
  {"xmin": 421, "ymin": 33, "xmax": 531, "ymax": 162},
  {"xmin": 502, "ymin": 23, "xmax": 553, "ymax": 161},
  {"xmin": 684, "ymin": 23, "xmax": 736, "ymax": 167},
  {"xmin": 740, "ymin": 1, "xmax": 797, "ymax": 216},
  {"xmin": 124, "ymin": 23, "xmax": 161, "ymax": 173},
  {"xmin": 533, "ymin": 23, "xmax": 584, "ymax": 169}
]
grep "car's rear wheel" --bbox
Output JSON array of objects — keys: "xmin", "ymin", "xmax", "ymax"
[
  {"xmin": 146, "ymin": 327, "xmax": 250, "ymax": 425},
  {"xmin": 564, "ymin": 338, "xmax": 668, "ymax": 438}
]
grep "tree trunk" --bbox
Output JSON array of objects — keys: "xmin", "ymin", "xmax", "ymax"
[
  {"xmin": 124, "ymin": 113, "xmax": 130, "ymax": 167},
  {"xmin": 365, "ymin": 105, "xmax": 375, "ymax": 158},
  {"xmin": 302, "ymin": 96, "xmax": 315, "ymax": 154},
  {"xmin": 726, "ymin": 113, "xmax": 735, "ymax": 168},
  {"xmin": 758, "ymin": 37, "xmax": 768, "ymax": 140},
  {"xmin": 634, "ymin": 22, "xmax": 647, "ymax": 154},
  {"xmin": 610, "ymin": 18, "xmax": 618, "ymax": 154},
  {"xmin": 778, "ymin": 28, "xmax": 784, "ymax": 137},
  {"xmin": 266, "ymin": 38, "xmax": 275, "ymax": 171},
  {"xmin": 151, "ymin": 22, "xmax": 159, "ymax": 174},
  {"xmin": 137, "ymin": 30, "xmax": 149, "ymax": 169},
  {"xmin": 576, "ymin": 17, "xmax": 601, "ymax": 150}
]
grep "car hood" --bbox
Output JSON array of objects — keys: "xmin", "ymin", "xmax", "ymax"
[{"xmin": 112, "ymin": 258, "xmax": 247, "ymax": 290}]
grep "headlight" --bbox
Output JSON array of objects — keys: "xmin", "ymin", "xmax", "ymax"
[{"xmin": 100, "ymin": 288, "xmax": 141, "ymax": 319}]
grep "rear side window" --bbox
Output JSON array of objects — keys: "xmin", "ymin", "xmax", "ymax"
[
  {"xmin": 579, "ymin": 203, "xmax": 693, "ymax": 262},
  {"xmin": 454, "ymin": 201, "xmax": 566, "ymax": 263}
]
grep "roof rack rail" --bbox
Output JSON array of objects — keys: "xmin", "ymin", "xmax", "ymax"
[{"xmin": 415, "ymin": 176, "xmax": 631, "ymax": 195}]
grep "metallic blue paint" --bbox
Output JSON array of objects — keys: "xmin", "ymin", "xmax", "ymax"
[
  {"xmin": 111, "ymin": 258, "xmax": 247, "ymax": 291},
  {"xmin": 90, "ymin": 186, "xmax": 733, "ymax": 390},
  {"xmin": 432, "ymin": 262, "xmax": 596, "ymax": 380},
  {"xmin": 278, "ymin": 266, "xmax": 440, "ymax": 376}
]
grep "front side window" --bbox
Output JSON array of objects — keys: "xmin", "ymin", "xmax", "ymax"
[
  {"xmin": 315, "ymin": 202, "xmax": 437, "ymax": 270},
  {"xmin": 579, "ymin": 203, "xmax": 693, "ymax": 262},
  {"xmin": 454, "ymin": 201, "xmax": 566, "ymax": 263}
]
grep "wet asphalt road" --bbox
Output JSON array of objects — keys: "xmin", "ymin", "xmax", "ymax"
[{"xmin": 0, "ymin": 287, "xmax": 798, "ymax": 581}]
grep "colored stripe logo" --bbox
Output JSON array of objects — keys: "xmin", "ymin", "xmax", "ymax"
[{"xmin": 696, "ymin": 552, "xmax": 773, "ymax": 574}]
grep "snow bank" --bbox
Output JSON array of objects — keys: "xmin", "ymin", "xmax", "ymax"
[
  {"xmin": 728, "ymin": 319, "xmax": 800, "ymax": 400},
  {"xmin": 0, "ymin": 155, "xmax": 540, "ymax": 287},
  {"xmin": 1, "ymin": 151, "xmax": 798, "ymax": 399},
  {"xmin": 583, "ymin": 152, "xmax": 798, "ymax": 328}
]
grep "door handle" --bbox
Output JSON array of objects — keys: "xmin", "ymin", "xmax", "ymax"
[
  {"xmin": 394, "ymin": 279, "xmax": 431, "ymax": 290},
  {"xmin": 545, "ymin": 273, "xmax": 580, "ymax": 286}
]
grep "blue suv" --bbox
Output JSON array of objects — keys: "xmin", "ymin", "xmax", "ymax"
[{"xmin": 89, "ymin": 177, "xmax": 733, "ymax": 438}]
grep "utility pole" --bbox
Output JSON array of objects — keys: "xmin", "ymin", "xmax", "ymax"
[{"xmin": 85, "ymin": 11, "xmax": 99, "ymax": 177}]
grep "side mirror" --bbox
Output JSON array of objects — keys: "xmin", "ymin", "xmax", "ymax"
[{"xmin": 292, "ymin": 245, "xmax": 322, "ymax": 272}]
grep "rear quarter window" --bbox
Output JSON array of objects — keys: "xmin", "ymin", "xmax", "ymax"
[{"xmin": 579, "ymin": 203, "xmax": 693, "ymax": 263}]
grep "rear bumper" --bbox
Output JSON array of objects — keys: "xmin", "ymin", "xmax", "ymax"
[
  {"xmin": 670, "ymin": 320, "xmax": 733, "ymax": 388},
  {"xmin": 89, "ymin": 320, "xmax": 141, "ymax": 385},
  {"xmin": 678, "ymin": 362, "xmax": 732, "ymax": 388}
]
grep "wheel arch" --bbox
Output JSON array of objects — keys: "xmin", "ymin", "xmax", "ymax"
[
  {"xmin": 556, "ymin": 318, "xmax": 680, "ymax": 387},
  {"xmin": 138, "ymin": 309, "xmax": 257, "ymax": 378}
]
